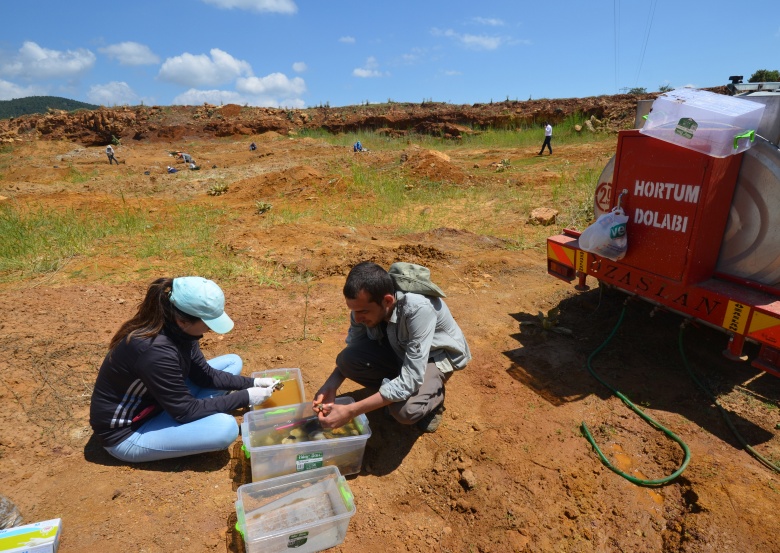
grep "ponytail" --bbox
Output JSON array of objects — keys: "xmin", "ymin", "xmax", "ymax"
[{"xmin": 108, "ymin": 277, "xmax": 198, "ymax": 350}]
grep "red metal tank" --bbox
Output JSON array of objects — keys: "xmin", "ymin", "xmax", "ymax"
[{"xmin": 609, "ymin": 130, "xmax": 742, "ymax": 285}]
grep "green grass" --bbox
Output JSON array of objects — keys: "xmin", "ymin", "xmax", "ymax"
[
  {"xmin": 1, "ymin": 126, "xmax": 610, "ymax": 283},
  {"xmin": 0, "ymin": 200, "xmax": 290, "ymax": 286},
  {"xmin": 66, "ymin": 164, "xmax": 98, "ymax": 184},
  {"xmin": 0, "ymin": 201, "xmax": 150, "ymax": 279},
  {"xmin": 260, "ymin": 151, "xmax": 600, "ymax": 249},
  {"xmin": 0, "ymin": 144, "xmax": 16, "ymax": 179},
  {"xmin": 293, "ymin": 123, "xmax": 611, "ymax": 249},
  {"xmin": 298, "ymin": 112, "xmax": 613, "ymax": 152}
]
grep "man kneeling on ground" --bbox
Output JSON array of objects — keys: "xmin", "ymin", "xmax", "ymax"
[{"xmin": 313, "ymin": 262, "xmax": 471, "ymax": 433}]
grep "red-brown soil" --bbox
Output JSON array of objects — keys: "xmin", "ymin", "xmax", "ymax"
[{"xmin": 1, "ymin": 92, "xmax": 778, "ymax": 553}]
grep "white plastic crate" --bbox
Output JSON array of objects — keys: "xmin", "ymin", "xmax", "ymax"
[
  {"xmin": 640, "ymin": 88, "xmax": 765, "ymax": 157},
  {"xmin": 241, "ymin": 397, "xmax": 371, "ymax": 481},
  {"xmin": 235, "ymin": 466, "xmax": 355, "ymax": 553}
]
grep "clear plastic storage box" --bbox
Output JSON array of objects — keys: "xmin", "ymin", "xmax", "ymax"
[
  {"xmin": 640, "ymin": 88, "xmax": 765, "ymax": 157},
  {"xmin": 235, "ymin": 466, "xmax": 356, "ymax": 553},
  {"xmin": 251, "ymin": 368, "xmax": 306, "ymax": 410},
  {"xmin": 241, "ymin": 397, "xmax": 371, "ymax": 481}
]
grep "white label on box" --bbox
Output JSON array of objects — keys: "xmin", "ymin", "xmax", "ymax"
[
  {"xmin": 287, "ymin": 531, "xmax": 309, "ymax": 548},
  {"xmin": 296, "ymin": 452, "xmax": 323, "ymax": 471},
  {"xmin": 675, "ymin": 117, "xmax": 697, "ymax": 139}
]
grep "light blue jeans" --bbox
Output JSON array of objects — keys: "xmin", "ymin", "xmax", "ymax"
[{"xmin": 104, "ymin": 354, "xmax": 243, "ymax": 463}]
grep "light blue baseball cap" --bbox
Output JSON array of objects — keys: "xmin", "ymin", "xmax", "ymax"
[{"xmin": 170, "ymin": 277, "xmax": 234, "ymax": 334}]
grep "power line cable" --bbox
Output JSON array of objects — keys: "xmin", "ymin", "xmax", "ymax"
[
  {"xmin": 635, "ymin": 0, "xmax": 658, "ymax": 87},
  {"xmin": 614, "ymin": 0, "xmax": 620, "ymax": 92}
]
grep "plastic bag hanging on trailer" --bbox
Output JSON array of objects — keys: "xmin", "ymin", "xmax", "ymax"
[{"xmin": 578, "ymin": 206, "xmax": 629, "ymax": 261}]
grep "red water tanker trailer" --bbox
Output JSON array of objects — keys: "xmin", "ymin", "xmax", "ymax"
[{"xmin": 547, "ymin": 81, "xmax": 780, "ymax": 375}]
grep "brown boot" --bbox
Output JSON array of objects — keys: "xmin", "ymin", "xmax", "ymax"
[{"xmin": 417, "ymin": 404, "xmax": 445, "ymax": 433}]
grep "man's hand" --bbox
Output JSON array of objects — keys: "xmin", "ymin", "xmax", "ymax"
[
  {"xmin": 313, "ymin": 384, "xmax": 337, "ymax": 409},
  {"xmin": 316, "ymin": 402, "xmax": 356, "ymax": 429},
  {"xmin": 312, "ymin": 388, "xmax": 336, "ymax": 420}
]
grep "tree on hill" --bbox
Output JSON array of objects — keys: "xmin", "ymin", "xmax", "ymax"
[
  {"xmin": 0, "ymin": 96, "xmax": 99, "ymax": 119},
  {"xmin": 749, "ymin": 69, "xmax": 780, "ymax": 83}
]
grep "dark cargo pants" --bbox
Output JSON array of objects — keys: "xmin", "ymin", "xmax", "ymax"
[{"xmin": 335, "ymin": 336, "xmax": 448, "ymax": 425}]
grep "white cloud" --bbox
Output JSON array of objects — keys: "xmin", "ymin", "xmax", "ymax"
[
  {"xmin": 339, "ymin": 36, "xmax": 356, "ymax": 44},
  {"xmin": 201, "ymin": 0, "xmax": 297, "ymax": 14},
  {"xmin": 99, "ymin": 42, "xmax": 159, "ymax": 66},
  {"xmin": 473, "ymin": 17, "xmax": 504, "ymax": 26},
  {"xmin": 174, "ymin": 88, "xmax": 247, "ymax": 106},
  {"xmin": 431, "ymin": 28, "xmax": 504, "ymax": 50},
  {"xmin": 158, "ymin": 48, "xmax": 252, "ymax": 87},
  {"xmin": 292, "ymin": 62, "xmax": 307, "ymax": 73},
  {"xmin": 0, "ymin": 78, "xmax": 45, "ymax": 100},
  {"xmin": 173, "ymin": 87, "xmax": 304, "ymax": 108},
  {"xmin": 398, "ymin": 47, "xmax": 427, "ymax": 65},
  {"xmin": 353, "ymin": 57, "xmax": 387, "ymax": 78},
  {"xmin": 237, "ymin": 73, "xmax": 306, "ymax": 96},
  {"xmin": 0, "ymin": 41, "xmax": 95, "ymax": 80},
  {"xmin": 87, "ymin": 81, "xmax": 140, "ymax": 106},
  {"xmin": 460, "ymin": 33, "xmax": 502, "ymax": 50},
  {"xmin": 443, "ymin": 70, "xmax": 462, "ymax": 76}
]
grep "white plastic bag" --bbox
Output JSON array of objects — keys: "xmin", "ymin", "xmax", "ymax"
[{"xmin": 579, "ymin": 207, "xmax": 628, "ymax": 261}]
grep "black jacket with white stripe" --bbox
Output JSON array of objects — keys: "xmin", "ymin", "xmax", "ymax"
[{"xmin": 89, "ymin": 322, "xmax": 253, "ymax": 447}]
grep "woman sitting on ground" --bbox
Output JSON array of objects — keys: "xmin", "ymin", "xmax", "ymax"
[{"xmin": 89, "ymin": 276, "xmax": 276, "ymax": 463}]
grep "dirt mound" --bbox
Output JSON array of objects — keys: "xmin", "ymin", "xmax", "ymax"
[
  {"xmin": 0, "ymin": 92, "xmax": 673, "ymax": 147},
  {"xmin": 401, "ymin": 146, "xmax": 469, "ymax": 184},
  {"xmin": 0, "ymin": 86, "xmax": 732, "ymax": 148},
  {"xmin": 230, "ymin": 165, "xmax": 329, "ymax": 201},
  {"xmin": 256, "ymin": 130, "xmax": 282, "ymax": 141},
  {"xmin": 218, "ymin": 104, "xmax": 242, "ymax": 117}
]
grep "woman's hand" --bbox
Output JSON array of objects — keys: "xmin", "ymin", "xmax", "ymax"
[
  {"xmin": 247, "ymin": 386, "xmax": 273, "ymax": 406},
  {"xmin": 254, "ymin": 377, "xmax": 278, "ymax": 388}
]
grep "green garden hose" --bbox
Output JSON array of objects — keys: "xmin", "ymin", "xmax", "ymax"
[
  {"xmin": 677, "ymin": 322, "xmax": 780, "ymax": 473},
  {"xmin": 581, "ymin": 303, "xmax": 691, "ymax": 486}
]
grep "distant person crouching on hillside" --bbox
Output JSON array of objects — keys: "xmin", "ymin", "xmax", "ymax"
[
  {"xmin": 106, "ymin": 144, "xmax": 120, "ymax": 165},
  {"xmin": 89, "ymin": 277, "xmax": 279, "ymax": 463}
]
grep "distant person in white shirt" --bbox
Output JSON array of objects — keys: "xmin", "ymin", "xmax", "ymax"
[
  {"xmin": 106, "ymin": 144, "xmax": 120, "ymax": 165},
  {"xmin": 538, "ymin": 122, "xmax": 552, "ymax": 155}
]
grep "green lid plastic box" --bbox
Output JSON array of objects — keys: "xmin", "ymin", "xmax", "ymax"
[
  {"xmin": 235, "ymin": 466, "xmax": 356, "ymax": 553},
  {"xmin": 241, "ymin": 397, "xmax": 371, "ymax": 482},
  {"xmin": 0, "ymin": 518, "xmax": 61, "ymax": 553},
  {"xmin": 640, "ymin": 88, "xmax": 765, "ymax": 157}
]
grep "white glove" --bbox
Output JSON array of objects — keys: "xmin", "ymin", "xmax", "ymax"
[
  {"xmin": 254, "ymin": 377, "xmax": 278, "ymax": 388},
  {"xmin": 248, "ymin": 386, "xmax": 274, "ymax": 407}
]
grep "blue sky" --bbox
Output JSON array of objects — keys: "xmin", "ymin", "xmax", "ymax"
[{"xmin": 1, "ymin": 1, "xmax": 778, "ymax": 108}]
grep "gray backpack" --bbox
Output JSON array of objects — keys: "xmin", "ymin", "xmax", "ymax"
[{"xmin": 388, "ymin": 262, "xmax": 446, "ymax": 298}]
